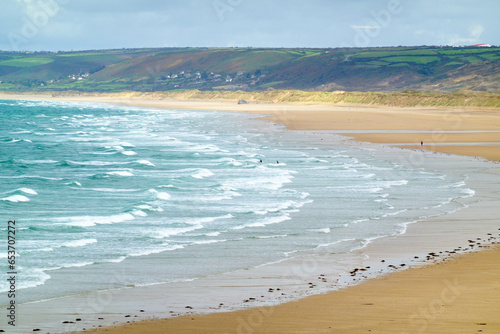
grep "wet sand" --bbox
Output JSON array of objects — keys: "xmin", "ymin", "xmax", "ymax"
[{"xmin": 77, "ymin": 245, "xmax": 500, "ymax": 334}]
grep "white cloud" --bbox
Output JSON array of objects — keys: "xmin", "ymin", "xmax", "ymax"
[
  {"xmin": 1, "ymin": 1, "xmax": 499, "ymax": 51},
  {"xmin": 469, "ymin": 24, "xmax": 484, "ymax": 40},
  {"xmin": 445, "ymin": 24, "xmax": 484, "ymax": 46}
]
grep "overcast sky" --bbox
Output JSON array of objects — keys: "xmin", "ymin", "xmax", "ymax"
[{"xmin": 1, "ymin": 0, "xmax": 498, "ymax": 51}]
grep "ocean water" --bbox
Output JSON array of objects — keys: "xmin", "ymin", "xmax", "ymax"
[{"xmin": 0, "ymin": 99, "xmax": 473, "ymax": 304}]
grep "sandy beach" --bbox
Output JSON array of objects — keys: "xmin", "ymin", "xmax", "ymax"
[
  {"xmin": 3, "ymin": 93, "xmax": 499, "ymax": 161},
  {"xmin": 73, "ymin": 245, "xmax": 500, "ymax": 334},
  {"xmin": 1, "ymin": 93, "xmax": 499, "ymax": 333}
]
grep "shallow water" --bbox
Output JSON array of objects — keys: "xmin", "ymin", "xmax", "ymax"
[{"xmin": 0, "ymin": 99, "xmax": 473, "ymax": 305}]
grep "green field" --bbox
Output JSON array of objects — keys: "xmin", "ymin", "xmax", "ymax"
[
  {"xmin": 0, "ymin": 57, "xmax": 54, "ymax": 67},
  {"xmin": 353, "ymin": 49, "xmax": 439, "ymax": 58},
  {"xmin": 438, "ymin": 48, "xmax": 500, "ymax": 55},
  {"xmin": 382, "ymin": 56, "xmax": 441, "ymax": 64},
  {"xmin": 464, "ymin": 56, "xmax": 485, "ymax": 63},
  {"xmin": 0, "ymin": 46, "xmax": 499, "ymax": 94}
]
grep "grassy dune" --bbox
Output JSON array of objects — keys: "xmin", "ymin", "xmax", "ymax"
[{"xmin": 40, "ymin": 89, "xmax": 500, "ymax": 108}]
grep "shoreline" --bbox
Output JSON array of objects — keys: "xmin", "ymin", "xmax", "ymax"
[
  {"xmin": 2, "ymin": 92, "xmax": 499, "ymax": 161},
  {"xmin": 1, "ymin": 94, "xmax": 499, "ymax": 333}
]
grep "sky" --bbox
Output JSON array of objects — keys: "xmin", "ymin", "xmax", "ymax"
[{"xmin": 0, "ymin": 0, "xmax": 499, "ymax": 51}]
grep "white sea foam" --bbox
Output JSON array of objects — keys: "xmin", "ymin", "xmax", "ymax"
[
  {"xmin": 385, "ymin": 180, "xmax": 409, "ymax": 187},
  {"xmin": 256, "ymin": 234, "xmax": 288, "ymax": 239},
  {"xmin": 136, "ymin": 159, "xmax": 156, "ymax": 167},
  {"xmin": 218, "ymin": 158, "xmax": 243, "ymax": 167},
  {"xmin": 191, "ymin": 239, "xmax": 225, "ymax": 246},
  {"xmin": 229, "ymin": 160, "xmax": 243, "ymax": 167},
  {"xmin": 232, "ymin": 214, "xmax": 291, "ymax": 230},
  {"xmin": 148, "ymin": 189, "xmax": 172, "ymax": 200},
  {"xmin": 122, "ymin": 150, "xmax": 137, "ymax": 156},
  {"xmin": 55, "ymin": 213, "xmax": 135, "ymax": 227},
  {"xmin": 461, "ymin": 188, "xmax": 476, "ymax": 197},
  {"xmin": 267, "ymin": 200, "xmax": 299, "ymax": 213},
  {"xmin": 129, "ymin": 245, "xmax": 185, "ymax": 257},
  {"xmin": 331, "ymin": 179, "xmax": 407, "ymax": 193},
  {"xmin": 62, "ymin": 239, "xmax": 98, "ymax": 248},
  {"xmin": 107, "ymin": 171, "xmax": 134, "ymax": 177},
  {"xmin": 86, "ymin": 187, "xmax": 138, "ymax": 193},
  {"xmin": 313, "ymin": 228, "xmax": 331, "ymax": 234},
  {"xmin": 18, "ymin": 159, "xmax": 58, "ymax": 164},
  {"xmin": 157, "ymin": 192, "xmax": 171, "ymax": 200},
  {"xmin": 132, "ymin": 209, "xmax": 148, "ymax": 217},
  {"xmin": 64, "ymin": 261, "xmax": 95, "ymax": 268},
  {"xmin": 108, "ymin": 256, "xmax": 127, "ymax": 263},
  {"xmin": 136, "ymin": 204, "xmax": 164, "ymax": 212},
  {"xmin": 158, "ymin": 184, "xmax": 176, "ymax": 189},
  {"xmin": 192, "ymin": 168, "xmax": 214, "ymax": 179},
  {"xmin": 451, "ymin": 181, "xmax": 466, "ymax": 188},
  {"xmin": 18, "ymin": 188, "xmax": 38, "ymax": 195},
  {"xmin": 9, "ymin": 129, "xmax": 32, "ymax": 134},
  {"xmin": 67, "ymin": 160, "xmax": 123, "ymax": 166},
  {"xmin": 186, "ymin": 214, "xmax": 233, "ymax": 226},
  {"xmin": 188, "ymin": 144, "xmax": 222, "ymax": 153},
  {"xmin": 65, "ymin": 181, "xmax": 82, "ymax": 187},
  {"xmin": 109, "ymin": 145, "xmax": 124, "ymax": 151},
  {"xmin": 2, "ymin": 195, "xmax": 30, "ymax": 203},
  {"xmin": 199, "ymin": 191, "xmax": 241, "ymax": 202},
  {"xmin": 315, "ymin": 238, "xmax": 357, "ymax": 250},
  {"xmin": 252, "ymin": 199, "xmax": 310, "ymax": 216},
  {"xmin": 31, "ymin": 247, "xmax": 54, "ymax": 252},
  {"xmin": 301, "ymin": 157, "xmax": 329, "ymax": 164},
  {"xmin": 153, "ymin": 225, "xmax": 204, "ymax": 238},
  {"xmin": 10, "ymin": 269, "xmax": 51, "ymax": 291},
  {"xmin": 152, "ymin": 215, "xmax": 232, "ymax": 239},
  {"xmin": 224, "ymin": 174, "xmax": 293, "ymax": 191},
  {"xmin": 350, "ymin": 218, "xmax": 370, "ymax": 225}
]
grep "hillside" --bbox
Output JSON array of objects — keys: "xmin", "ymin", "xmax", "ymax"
[{"xmin": 0, "ymin": 46, "xmax": 499, "ymax": 93}]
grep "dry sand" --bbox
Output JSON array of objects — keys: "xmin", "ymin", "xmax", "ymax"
[{"xmin": 2, "ymin": 93, "xmax": 499, "ymax": 333}]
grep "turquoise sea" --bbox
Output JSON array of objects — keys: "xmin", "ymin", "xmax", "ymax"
[{"xmin": 0, "ymin": 99, "xmax": 473, "ymax": 305}]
